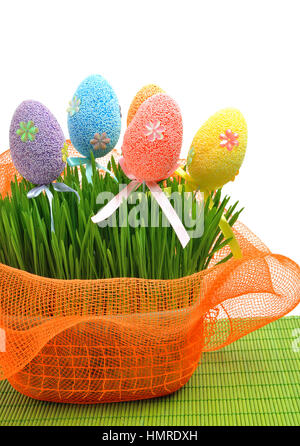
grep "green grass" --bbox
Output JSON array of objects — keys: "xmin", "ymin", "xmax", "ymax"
[{"xmin": 0, "ymin": 157, "xmax": 243, "ymax": 280}]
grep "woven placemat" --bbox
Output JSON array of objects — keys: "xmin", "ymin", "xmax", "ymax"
[{"xmin": 0, "ymin": 317, "xmax": 299, "ymax": 426}]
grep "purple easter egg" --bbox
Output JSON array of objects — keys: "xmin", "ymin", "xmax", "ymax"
[{"xmin": 9, "ymin": 100, "xmax": 66, "ymax": 185}]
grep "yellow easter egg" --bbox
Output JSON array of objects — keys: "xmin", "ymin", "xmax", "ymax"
[
  {"xmin": 187, "ymin": 108, "xmax": 247, "ymax": 191},
  {"xmin": 127, "ymin": 84, "xmax": 165, "ymax": 126}
]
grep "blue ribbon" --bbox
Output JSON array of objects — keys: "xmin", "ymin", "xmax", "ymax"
[
  {"xmin": 27, "ymin": 183, "xmax": 80, "ymax": 232},
  {"xmin": 67, "ymin": 157, "xmax": 118, "ymax": 183}
]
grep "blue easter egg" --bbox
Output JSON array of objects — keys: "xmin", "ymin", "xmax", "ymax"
[{"xmin": 67, "ymin": 75, "xmax": 121, "ymax": 159}]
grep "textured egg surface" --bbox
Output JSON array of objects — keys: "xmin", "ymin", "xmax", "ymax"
[
  {"xmin": 67, "ymin": 74, "xmax": 121, "ymax": 159},
  {"xmin": 122, "ymin": 93, "xmax": 183, "ymax": 181},
  {"xmin": 127, "ymin": 84, "xmax": 165, "ymax": 126},
  {"xmin": 187, "ymin": 108, "xmax": 247, "ymax": 191},
  {"xmin": 9, "ymin": 100, "xmax": 65, "ymax": 185}
]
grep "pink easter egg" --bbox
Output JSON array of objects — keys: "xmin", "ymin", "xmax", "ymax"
[{"xmin": 121, "ymin": 93, "xmax": 183, "ymax": 181}]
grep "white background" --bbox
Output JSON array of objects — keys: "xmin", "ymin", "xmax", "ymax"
[{"xmin": 0, "ymin": 0, "xmax": 299, "ymax": 314}]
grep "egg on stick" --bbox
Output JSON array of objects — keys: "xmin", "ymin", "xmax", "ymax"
[
  {"xmin": 67, "ymin": 74, "xmax": 121, "ymax": 182},
  {"xmin": 176, "ymin": 108, "xmax": 248, "ymax": 258},
  {"xmin": 92, "ymin": 93, "xmax": 190, "ymax": 248},
  {"xmin": 10, "ymin": 100, "xmax": 79, "ymax": 232}
]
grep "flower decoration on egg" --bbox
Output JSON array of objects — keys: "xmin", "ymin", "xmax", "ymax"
[
  {"xmin": 219, "ymin": 129, "xmax": 239, "ymax": 151},
  {"xmin": 144, "ymin": 120, "xmax": 166, "ymax": 142},
  {"xmin": 90, "ymin": 132, "xmax": 111, "ymax": 151},
  {"xmin": 16, "ymin": 121, "xmax": 39, "ymax": 142},
  {"xmin": 67, "ymin": 96, "xmax": 81, "ymax": 117}
]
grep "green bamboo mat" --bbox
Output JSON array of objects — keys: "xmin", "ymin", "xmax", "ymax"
[{"xmin": 0, "ymin": 317, "xmax": 299, "ymax": 426}]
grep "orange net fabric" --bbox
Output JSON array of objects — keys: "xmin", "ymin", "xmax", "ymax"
[{"xmin": 0, "ymin": 149, "xmax": 299, "ymax": 404}]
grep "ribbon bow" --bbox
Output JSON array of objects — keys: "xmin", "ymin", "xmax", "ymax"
[
  {"xmin": 27, "ymin": 183, "xmax": 80, "ymax": 232},
  {"xmin": 67, "ymin": 157, "xmax": 117, "ymax": 183},
  {"xmin": 91, "ymin": 158, "xmax": 190, "ymax": 248}
]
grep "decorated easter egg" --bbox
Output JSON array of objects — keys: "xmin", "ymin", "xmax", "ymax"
[
  {"xmin": 122, "ymin": 93, "xmax": 183, "ymax": 181},
  {"xmin": 187, "ymin": 108, "xmax": 247, "ymax": 191},
  {"xmin": 67, "ymin": 74, "xmax": 121, "ymax": 159},
  {"xmin": 9, "ymin": 100, "xmax": 66, "ymax": 185},
  {"xmin": 127, "ymin": 84, "xmax": 165, "ymax": 126}
]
